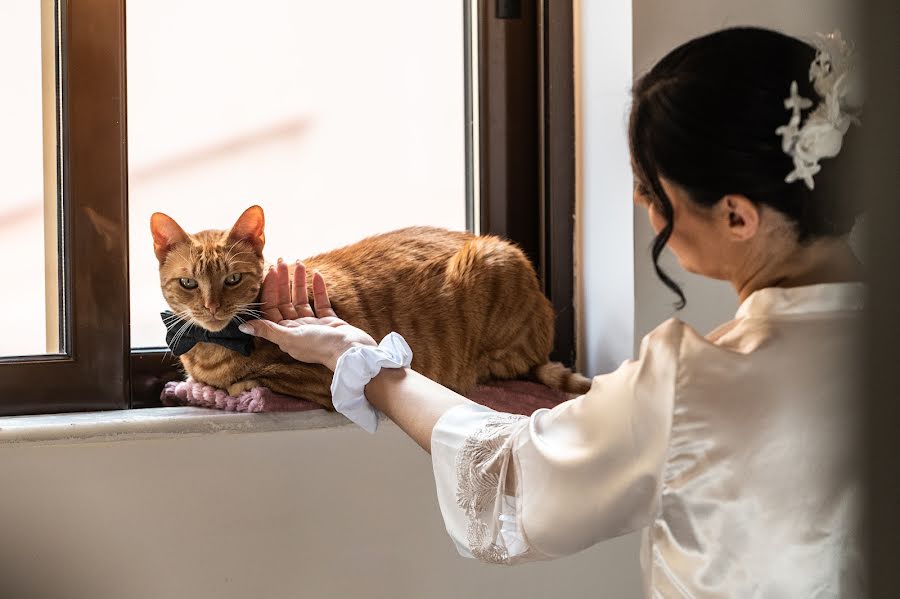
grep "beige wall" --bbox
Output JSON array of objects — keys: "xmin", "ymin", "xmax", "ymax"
[{"xmin": 0, "ymin": 424, "xmax": 640, "ymax": 599}]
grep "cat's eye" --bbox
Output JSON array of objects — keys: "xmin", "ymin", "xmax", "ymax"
[
  {"xmin": 224, "ymin": 273, "xmax": 242, "ymax": 286},
  {"xmin": 179, "ymin": 277, "xmax": 198, "ymax": 290}
]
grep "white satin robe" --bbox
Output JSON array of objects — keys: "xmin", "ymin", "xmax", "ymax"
[{"xmin": 431, "ymin": 283, "xmax": 865, "ymax": 598}]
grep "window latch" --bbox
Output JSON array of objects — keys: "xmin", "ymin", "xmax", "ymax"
[{"xmin": 496, "ymin": 0, "xmax": 522, "ymax": 19}]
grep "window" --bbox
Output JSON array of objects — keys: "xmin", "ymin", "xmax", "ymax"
[
  {"xmin": 1, "ymin": 0, "xmax": 576, "ymax": 416},
  {"xmin": 0, "ymin": 2, "xmax": 61, "ymax": 359},
  {"xmin": 0, "ymin": 0, "xmax": 130, "ymax": 415},
  {"xmin": 126, "ymin": 0, "xmax": 467, "ymax": 349}
]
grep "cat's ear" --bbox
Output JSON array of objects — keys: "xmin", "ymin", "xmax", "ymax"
[
  {"xmin": 150, "ymin": 212, "xmax": 189, "ymax": 263},
  {"xmin": 228, "ymin": 205, "xmax": 266, "ymax": 253}
]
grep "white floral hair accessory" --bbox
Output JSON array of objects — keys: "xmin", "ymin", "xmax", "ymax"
[{"xmin": 776, "ymin": 30, "xmax": 861, "ymax": 190}]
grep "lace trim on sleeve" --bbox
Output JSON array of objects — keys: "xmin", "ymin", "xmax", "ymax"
[{"xmin": 455, "ymin": 412, "xmax": 529, "ymax": 564}]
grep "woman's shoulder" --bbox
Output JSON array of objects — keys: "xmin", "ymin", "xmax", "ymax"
[
  {"xmin": 639, "ymin": 317, "xmax": 704, "ymax": 355},
  {"xmin": 638, "ymin": 317, "xmax": 748, "ymax": 368}
]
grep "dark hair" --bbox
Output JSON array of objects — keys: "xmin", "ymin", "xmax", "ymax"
[{"xmin": 629, "ymin": 27, "xmax": 860, "ymax": 307}]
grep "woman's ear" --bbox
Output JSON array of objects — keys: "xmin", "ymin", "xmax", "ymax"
[
  {"xmin": 150, "ymin": 212, "xmax": 189, "ymax": 263},
  {"xmin": 721, "ymin": 195, "xmax": 760, "ymax": 242},
  {"xmin": 228, "ymin": 205, "xmax": 266, "ymax": 253}
]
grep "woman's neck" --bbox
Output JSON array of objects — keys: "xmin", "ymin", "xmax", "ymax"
[{"xmin": 733, "ymin": 237, "xmax": 864, "ymax": 302}]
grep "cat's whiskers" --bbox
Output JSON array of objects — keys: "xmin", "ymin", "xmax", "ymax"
[
  {"xmin": 226, "ymin": 250, "xmax": 256, "ymax": 263},
  {"xmin": 161, "ymin": 309, "xmax": 194, "ymax": 360},
  {"xmin": 169, "ymin": 245, "xmax": 193, "ymax": 266},
  {"xmin": 226, "ymin": 258, "xmax": 258, "ymax": 274},
  {"xmin": 223, "ymin": 239, "xmax": 242, "ymax": 263},
  {"xmin": 236, "ymin": 304, "xmax": 265, "ymax": 313},
  {"xmin": 170, "ymin": 318, "xmax": 196, "ymax": 356},
  {"xmin": 161, "ymin": 318, "xmax": 189, "ymax": 361},
  {"xmin": 162, "ymin": 309, "xmax": 193, "ymax": 329},
  {"xmin": 171, "ymin": 316, "xmax": 192, "ymax": 342},
  {"xmin": 233, "ymin": 303, "xmax": 265, "ymax": 320}
]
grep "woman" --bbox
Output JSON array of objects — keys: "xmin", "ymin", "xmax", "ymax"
[{"xmin": 240, "ymin": 28, "xmax": 864, "ymax": 597}]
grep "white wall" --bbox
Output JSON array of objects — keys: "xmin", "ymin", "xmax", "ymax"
[{"xmin": 576, "ymin": 0, "xmax": 635, "ymax": 376}]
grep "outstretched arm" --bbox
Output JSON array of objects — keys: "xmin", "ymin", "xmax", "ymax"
[{"xmin": 364, "ymin": 368, "xmax": 476, "ymax": 452}]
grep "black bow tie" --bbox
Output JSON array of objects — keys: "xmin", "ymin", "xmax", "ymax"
[{"xmin": 161, "ymin": 311, "xmax": 255, "ymax": 357}]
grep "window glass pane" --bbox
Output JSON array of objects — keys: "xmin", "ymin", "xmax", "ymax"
[
  {"xmin": 128, "ymin": 0, "xmax": 467, "ymax": 348},
  {"xmin": 0, "ymin": 1, "xmax": 61, "ymax": 358}
]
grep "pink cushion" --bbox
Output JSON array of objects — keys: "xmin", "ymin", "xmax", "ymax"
[{"xmin": 161, "ymin": 378, "xmax": 572, "ymax": 416}]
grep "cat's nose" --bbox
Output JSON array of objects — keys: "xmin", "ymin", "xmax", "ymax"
[{"xmin": 205, "ymin": 301, "xmax": 220, "ymax": 316}]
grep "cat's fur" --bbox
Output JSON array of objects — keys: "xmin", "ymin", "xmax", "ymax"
[{"xmin": 151, "ymin": 206, "xmax": 592, "ymax": 408}]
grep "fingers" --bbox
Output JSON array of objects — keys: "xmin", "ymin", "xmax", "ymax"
[
  {"xmin": 312, "ymin": 270, "xmax": 337, "ymax": 318},
  {"xmin": 274, "ymin": 258, "xmax": 300, "ymax": 320},
  {"xmin": 292, "ymin": 261, "xmax": 315, "ymax": 318},
  {"xmin": 264, "ymin": 261, "xmax": 336, "ymax": 321},
  {"xmin": 238, "ymin": 319, "xmax": 292, "ymax": 341},
  {"xmin": 260, "ymin": 266, "xmax": 283, "ymax": 321}
]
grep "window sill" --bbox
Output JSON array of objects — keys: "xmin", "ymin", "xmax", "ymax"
[{"xmin": 0, "ymin": 406, "xmax": 353, "ymax": 446}]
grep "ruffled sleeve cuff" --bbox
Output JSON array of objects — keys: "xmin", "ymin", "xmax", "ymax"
[{"xmin": 431, "ymin": 404, "xmax": 539, "ymax": 565}]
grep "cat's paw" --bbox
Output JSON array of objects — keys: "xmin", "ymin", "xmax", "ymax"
[{"xmin": 227, "ymin": 379, "xmax": 260, "ymax": 397}]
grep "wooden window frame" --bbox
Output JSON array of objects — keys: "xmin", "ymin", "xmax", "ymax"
[
  {"xmin": 473, "ymin": 0, "xmax": 577, "ymax": 365},
  {"xmin": 2, "ymin": 0, "xmax": 578, "ymax": 415},
  {"xmin": 0, "ymin": 0, "xmax": 130, "ymax": 416}
]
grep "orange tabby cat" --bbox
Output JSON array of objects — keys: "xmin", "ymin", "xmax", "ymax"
[{"xmin": 151, "ymin": 205, "xmax": 591, "ymax": 408}]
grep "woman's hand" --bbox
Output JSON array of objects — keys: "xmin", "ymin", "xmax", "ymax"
[{"xmin": 238, "ymin": 259, "xmax": 376, "ymax": 371}]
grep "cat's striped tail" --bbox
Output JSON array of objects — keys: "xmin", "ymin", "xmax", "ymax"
[{"xmin": 531, "ymin": 362, "xmax": 593, "ymax": 395}]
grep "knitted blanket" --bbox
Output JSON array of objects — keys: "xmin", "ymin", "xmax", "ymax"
[{"xmin": 161, "ymin": 378, "xmax": 571, "ymax": 416}]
